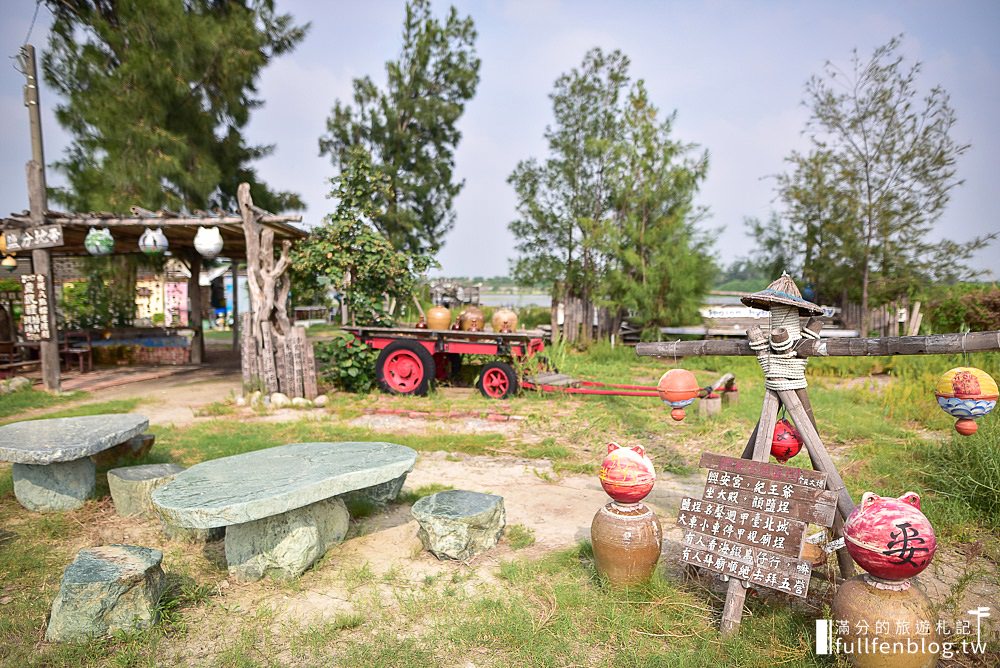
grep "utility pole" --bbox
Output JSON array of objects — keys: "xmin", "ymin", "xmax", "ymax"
[{"xmin": 20, "ymin": 44, "xmax": 61, "ymax": 392}]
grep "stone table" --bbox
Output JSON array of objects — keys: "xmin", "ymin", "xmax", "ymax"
[
  {"xmin": 0, "ymin": 414, "xmax": 149, "ymax": 511},
  {"xmin": 152, "ymin": 441, "xmax": 417, "ymax": 580}
]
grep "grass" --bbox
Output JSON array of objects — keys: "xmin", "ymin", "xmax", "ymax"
[{"xmin": 0, "ymin": 387, "xmax": 82, "ymax": 420}]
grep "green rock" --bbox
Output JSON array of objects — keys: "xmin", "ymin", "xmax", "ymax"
[
  {"xmin": 108, "ymin": 463, "xmax": 184, "ymax": 517},
  {"xmin": 45, "ymin": 545, "xmax": 165, "ymax": 642},
  {"xmin": 13, "ymin": 459, "xmax": 95, "ymax": 512},
  {"xmin": 411, "ymin": 490, "xmax": 506, "ymax": 560}
]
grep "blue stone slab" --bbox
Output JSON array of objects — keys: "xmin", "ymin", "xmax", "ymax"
[
  {"xmin": 0, "ymin": 414, "xmax": 149, "ymax": 465},
  {"xmin": 152, "ymin": 442, "xmax": 417, "ymax": 529}
]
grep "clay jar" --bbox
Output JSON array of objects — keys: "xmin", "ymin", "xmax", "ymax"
[
  {"xmin": 844, "ymin": 492, "xmax": 936, "ymax": 581},
  {"xmin": 831, "ymin": 575, "xmax": 939, "ymax": 668},
  {"xmin": 426, "ymin": 306, "xmax": 452, "ymax": 330},
  {"xmin": 490, "ymin": 307, "xmax": 518, "ymax": 333},
  {"xmin": 591, "ymin": 502, "xmax": 662, "ymax": 586},
  {"xmin": 459, "ymin": 306, "xmax": 485, "ymax": 332}
]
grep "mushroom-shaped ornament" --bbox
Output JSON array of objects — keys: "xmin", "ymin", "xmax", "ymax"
[
  {"xmin": 843, "ymin": 492, "xmax": 936, "ymax": 581},
  {"xmin": 657, "ymin": 369, "xmax": 699, "ymax": 421},
  {"xmin": 934, "ymin": 366, "xmax": 997, "ymax": 436}
]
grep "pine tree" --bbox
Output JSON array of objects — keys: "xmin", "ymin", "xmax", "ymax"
[
  {"xmin": 43, "ymin": 0, "xmax": 307, "ymax": 213},
  {"xmin": 319, "ymin": 0, "xmax": 480, "ymax": 255}
]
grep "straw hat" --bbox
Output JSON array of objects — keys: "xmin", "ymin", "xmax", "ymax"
[{"xmin": 740, "ymin": 273, "xmax": 824, "ymax": 316}]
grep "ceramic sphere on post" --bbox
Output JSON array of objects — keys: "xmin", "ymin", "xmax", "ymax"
[
  {"xmin": 843, "ymin": 492, "xmax": 936, "ymax": 581},
  {"xmin": 934, "ymin": 367, "xmax": 997, "ymax": 436},
  {"xmin": 657, "ymin": 369, "xmax": 700, "ymax": 421},
  {"xmin": 591, "ymin": 443, "xmax": 662, "ymax": 586}
]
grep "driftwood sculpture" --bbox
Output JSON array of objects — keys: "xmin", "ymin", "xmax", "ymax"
[{"xmin": 237, "ymin": 183, "xmax": 316, "ymax": 398}]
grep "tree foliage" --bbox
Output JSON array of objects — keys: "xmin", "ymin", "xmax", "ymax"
[
  {"xmin": 43, "ymin": 0, "xmax": 307, "ymax": 213},
  {"xmin": 291, "ymin": 149, "xmax": 433, "ymax": 325},
  {"xmin": 769, "ymin": 36, "xmax": 995, "ymax": 323},
  {"xmin": 508, "ymin": 48, "xmax": 713, "ymax": 334},
  {"xmin": 319, "ymin": 0, "xmax": 480, "ymax": 255}
]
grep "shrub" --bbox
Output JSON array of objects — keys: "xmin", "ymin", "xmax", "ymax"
[{"xmin": 313, "ymin": 334, "xmax": 377, "ymax": 393}]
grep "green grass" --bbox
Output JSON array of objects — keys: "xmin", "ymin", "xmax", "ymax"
[
  {"xmin": 397, "ymin": 483, "xmax": 454, "ymax": 505},
  {"xmin": 0, "ymin": 387, "xmax": 82, "ymax": 419},
  {"xmin": 505, "ymin": 523, "xmax": 536, "ymax": 549}
]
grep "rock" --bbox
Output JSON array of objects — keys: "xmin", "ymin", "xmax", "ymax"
[
  {"xmin": 152, "ymin": 441, "xmax": 417, "ymax": 529},
  {"xmin": 107, "ymin": 464, "xmax": 185, "ymax": 517},
  {"xmin": 248, "ymin": 391, "xmax": 263, "ymax": 407},
  {"xmin": 225, "ymin": 497, "xmax": 349, "ymax": 581},
  {"xmin": 45, "ymin": 545, "xmax": 165, "ymax": 642},
  {"xmin": 342, "ymin": 473, "xmax": 408, "ymax": 508},
  {"xmin": 235, "ymin": 395, "xmax": 247, "ymax": 407},
  {"xmin": 313, "ymin": 394, "xmax": 328, "ymax": 407},
  {"xmin": 291, "ymin": 397, "xmax": 313, "ymax": 409},
  {"xmin": 92, "ymin": 433, "xmax": 156, "ymax": 466},
  {"xmin": 270, "ymin": 392, "xmax": 290, "ymax": 408},
  {"xmin": 7, "ymin": 376, "xmax": 31, "ymax": 392},
  {"xmin": 159, "ymin": 520, "xmax": 224, "ymax": 543},
  {"xmin": 12, "ymin": 459, "xmax": 95, "ymax": 511},
  {"xmin": 0, "ymin": 414, "xmax": 149, "ymax": 465},
  {"xmin": 411, "ymin": 490, "xmax": 506, "ymax": 560}
]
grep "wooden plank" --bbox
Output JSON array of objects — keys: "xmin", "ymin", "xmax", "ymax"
[
  {"xmin": 699, "ymin": 453, "xmax": 828, "ymax": 489},
  {"xmin": 679, "ymin": 530, "xmax": 813, "ymax": 597},
  {"xmin": 3, "ymin": 223, "xmax": 63, "ymax": 251},
  {"xmin": 636, "ymin": 330, "xmax": 1000, "ymax": 358},
  {"xmin": 703, "ymin": 483, "xmax": 837, "ymax": 526},
  {"xmin": 302, "ymin": 329, "xmax": 318, "ymax": 399},
  {"xmin": 677, "ymin": 497, "xmax": 807, "ymax": 559}
]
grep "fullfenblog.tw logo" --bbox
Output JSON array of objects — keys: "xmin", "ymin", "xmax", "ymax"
[{"xmin": 815, "ymin": 607, "xmax": 992, "ymax": 661}]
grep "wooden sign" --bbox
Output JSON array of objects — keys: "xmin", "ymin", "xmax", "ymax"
[
  {"xmin": 4, "ymin": 224, "xmax": 63, "ymax": 251},
  {"xmin": 20, "ymin": 274, "xmax": 52, "ymax": 341},
  {"xmin": 678, "ymin": 452, "xmax": 837, "ymax": 598}
]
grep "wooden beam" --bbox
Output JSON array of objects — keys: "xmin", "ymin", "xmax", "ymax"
[
  {"xmin": 636, "ymin": 330, "xmax": 1000, "ymax": 358},
  {"xmin": 187, "ymin": 251, "xmax": 203, "ymax": 365},
  {"xmin": 2, "ymin": 215, "xmax": 301, "ymax": 227}
]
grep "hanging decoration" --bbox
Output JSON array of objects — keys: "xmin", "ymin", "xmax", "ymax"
[
  {"xmin": 84, "ymin": 228, "xmax": 115, "ymax": 256},
  {"xmin": 138, "ymin": 227, "xmax": 168, "ymax": 255},
  {"xmin": 657, "ymin": 368, "xmax": 700, "ymax": 421},
  {"xmin": 770, "ymin": 418, "xmax": 803, "ymax": 463},
  {"xmin": 194, "ymin": 226, "xmax": 224, "ymax": 259},
  {"xmin": 2, "ymin": 254, "xmax": 16, "ymax": 271},
  {"xmin": 934, "ymin": 366, "xmax": 997, "ymax": 435}
]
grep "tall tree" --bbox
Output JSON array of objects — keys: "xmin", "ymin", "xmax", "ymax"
[
  {"xmin": 319, "ymin": 0, "xmax": 480, "ymax": 255},
  {"xmin": 776, "ymin": 36, "xmax": 994, "ymax": 331},
  {"xmin": 509, "ymin": 48, "xmax": 713, "ymax": 340},
  {"xmin": 43, "ymin": 0, "xmax": 307, "ymax": 213}
]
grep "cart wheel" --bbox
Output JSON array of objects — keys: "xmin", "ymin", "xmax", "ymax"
[
  {"xmin": 376, "ymin": 341, "xmax": 435, "ymax": 396},
  {"xmin": 477, "ymin": 361, "xmax": 519, "ymax": 399}
]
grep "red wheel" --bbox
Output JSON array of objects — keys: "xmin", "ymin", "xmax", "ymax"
[
  {"xmin": 477, "ymin": 361, "xmax": 519, "ymax": 399},
  {"xmin": 376, "ymin": 341, "xmax": 435, "ymax": 396}
]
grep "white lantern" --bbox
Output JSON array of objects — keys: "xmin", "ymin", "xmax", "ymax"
[
  {"xmin": 84, "ymin": 228, "xmax": 115, "ymax": 255},
  {"xmin": 194, "ymin": 226, "xmax": 224, "ymax": 259},
  {"xmin": 139, "ymin": 227, "xmax": 168, "ymax": 255}
]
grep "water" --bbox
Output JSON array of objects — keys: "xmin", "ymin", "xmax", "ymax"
[{"xmin": 478, "ymin": 293, "xmax": 551, "ymax": 308}]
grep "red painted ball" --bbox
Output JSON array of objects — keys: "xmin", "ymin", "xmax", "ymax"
[
  {"xmin": 599, "ymin": 442, "xmax": 656, "ymax": 504},
  {"xmin": 770, "ymin": 418, "xmax": 803, "ymax": 463},
  {"xmin": 844, "ymin": 492, "xmax": 936, "ymax": 581}
]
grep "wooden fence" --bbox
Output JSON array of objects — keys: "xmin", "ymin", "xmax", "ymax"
[
  {"xmin": 839, "ymin": 300, "xmax": 922, "ymax": 337},
  {"xmin": 240, "ymin": 314, "xmax": 318, "ymax": 398}
]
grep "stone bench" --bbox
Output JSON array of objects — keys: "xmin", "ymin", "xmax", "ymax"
[
  {"xmin": 151, "ymin": 441, "xmax": 417, "ymax": 581},
  {"xmin": 411, "ymin": 490, "xmax": 506, "ymax": 560},
  {"xmin": 0, "ymin": 414, "xmax": 149, "ymax": 511},
  {"xmin": 107, "ymin": 463, "xmax": 185, "ymax": 517}
]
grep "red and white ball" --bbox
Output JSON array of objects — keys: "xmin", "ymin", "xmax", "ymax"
[
  {"xmin": 599, "ymin": 443, "xmax": 656, "ymax": 504},
  {"xmin": 844, "ymin": 492, "xmax": 936, "ymax": 581}
]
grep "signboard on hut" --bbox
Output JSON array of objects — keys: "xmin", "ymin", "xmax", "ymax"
[
  {"xmin": 20, "ymin": 273, "xmax": 51, "ymax": 341},
  {"xmin": 677, "ymin": 453, "xmax": 837, "ymax": 598},
  {"xmin": 3, "ymin": 224, "xmax": 63, "ymax": 251}
]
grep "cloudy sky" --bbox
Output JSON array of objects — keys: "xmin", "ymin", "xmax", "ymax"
[{"xmin": 2, "ymin": 0, "xmax": 998, "ymax": 279}]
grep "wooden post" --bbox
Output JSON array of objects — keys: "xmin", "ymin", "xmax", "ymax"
[
  {"xmin": 21, "ymin": 45, "xmax": 60, "ymax": 392},
  {"xmin": 231, "ymin": 263, "xmax": 239, "ymax": 351},
  {"xmin": 187, "ymin": 251, "xmax": 203, "ymax": 365}
]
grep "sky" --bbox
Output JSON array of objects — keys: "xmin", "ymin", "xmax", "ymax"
[{"xmin": 2, "ymin": 0, "xmax": 998, "ymax": 279}]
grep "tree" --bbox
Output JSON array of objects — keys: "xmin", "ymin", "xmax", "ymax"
[
  {"xmin": 43, "ymin": 0, "xmax": 307, "ymax": 213},
  {"xmin": 776, "ymin": 36, "xmax": 995, "ymax": 331},
  {"xmin": 319, "ymin": 0, "xmax": 480, "ymax": 255},
  {"xmin": 509, "ymin": 48, "xmax": 713, "ymax": 341},
  {"xmin": 291, "ymin": 148, "xmax": 433, "ymax": 325}
]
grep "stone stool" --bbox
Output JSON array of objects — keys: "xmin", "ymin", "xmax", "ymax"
[
  {"xmin": 108, "ymin": 463, "xmax": 185, "ymax": 517},
  {"xmin": 411, "ymin": 490, "xmax": 506, "ymax": 560},
  {"xmin": 46, "ymin": 545, "xmax": 165, "ymax": 642}
]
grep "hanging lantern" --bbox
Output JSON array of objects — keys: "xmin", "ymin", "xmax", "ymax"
[
  {"xmin": 598, "ymin": 442, "xmax": 656, "ymax": 504},
  {"xmin": 934, "ymin": 366, "xmax": 997, "ymax": 436},
  {"xmin": 138, "ymin": 227, "xmax": 168, "ymax": 255},
  {"xmin": 84, "ymin": 228, "xmax": 115, "ymax": 256},
  {"xmin": 194, "ymin": 226, "xmax": 224, "ymax": 259},
  {"xmin": 770, "ymin": 418, "xmax": 803, "ymax": 463},
  {"xmin": 1, "ymin": 255, "xmax": 16, "ymax": 272},
  {"xmin": 657, "ymin": 368, "xmax": 700, "ymax": 421},
  {"xmin": 843, "ymin": 492, "xmax": 936, "ymax": 581}
]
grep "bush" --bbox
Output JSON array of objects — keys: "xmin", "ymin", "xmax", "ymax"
[
  {"xmin": 924, "ymin": 283, "xmax": 1000, "ymax": 333},
  {"xmin": 313, "ymin": 334, "xmax": 377, "ymax": 393}
]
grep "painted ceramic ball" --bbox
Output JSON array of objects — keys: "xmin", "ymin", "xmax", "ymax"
[
  {"xmin": 843, "ymin": 492, "xmax": 936, "ymax": 581},
  {"xmin": 934, "ymin": 367, "xmax": 997, "ymax": 436},
  {"xmin": 657, "ymin": 369, "xmax": 699, "ymax": 421},
  {"xmin": 770, "ymin": 418, "xmax": 803, "ymax": 463},
  {"xmin": 599, "ymin": 442, "xmax": 656, "ymax": 504}
]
